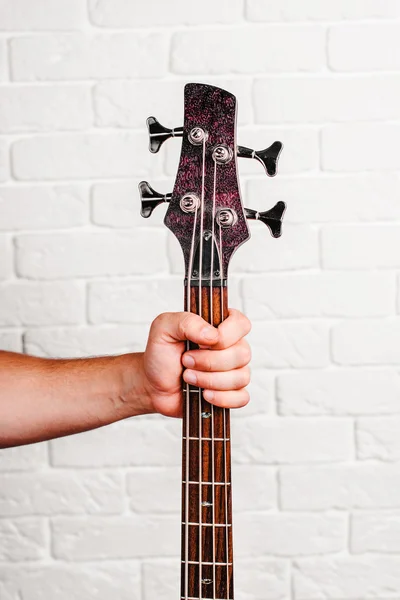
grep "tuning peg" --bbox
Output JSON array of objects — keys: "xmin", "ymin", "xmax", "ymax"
[
  {"xmin": 138, "ymin": 181, "xmax": 171, "ymax": 218},
  {"xmin": 237, "ymin": 141, "xmax": 283, "ymax": 177},
  {"xmin": 146, "ymin": 117, "xmax": 184, "ymax": 153},
  {"xmin": 245, "ymin": 201, "xmax": 286, "ymax": 238}
]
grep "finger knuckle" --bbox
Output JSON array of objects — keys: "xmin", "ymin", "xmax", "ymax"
[
  {"xmin": 241, "ymin": 341, "xmax": 252, "ymax": 365},
  {"xmin": 240, "ymin": 389, "xmax": 250, "ymax": 407}
]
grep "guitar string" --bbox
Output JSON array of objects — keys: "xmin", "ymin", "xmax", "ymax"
[
  {"xmin": 210, "ymin": 158, "xmax": 217, "ymax": 600},
  {"xmin": 198, "ymin": 136, "xmax": 206, "ymax": 600},
  {"xmin": 219, "ymin": 203, "xmax": 230, "ymax": 600},
  {"xmin": 185, "ymin": 175, "xmax": 199, "ymax": 600}
]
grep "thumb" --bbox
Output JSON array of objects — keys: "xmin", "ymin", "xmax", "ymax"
[{"xmin": 149, "ymin": 312, "xmax": 219, "ymax": 346}]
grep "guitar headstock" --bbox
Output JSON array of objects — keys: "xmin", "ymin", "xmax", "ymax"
[{"xmin": 139, "ymin": 83, "xmax": 285, "ymax": 284}]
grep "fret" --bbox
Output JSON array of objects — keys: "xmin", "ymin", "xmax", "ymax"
[
  {"xmin": 183, "ymin": 437, "xmax": 230, "ymax": 442},
  {"xmin": 182, "ymin": 522, "xmax": 232, "ymax": 527},
  {"xmin": 182, "ymin": 481, "xmax": 230, "ymax": 486},
  {"xmin": 183, "ymin": 562, "xmax": 233, "ymax": 566}
]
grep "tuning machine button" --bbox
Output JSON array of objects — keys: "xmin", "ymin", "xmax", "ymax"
[
  {"xmin": 138, "ymin": 181, "xmax": 171, "ymax": 218},
  {"xmin": 147, "ymin": 117, "xmax": 183, "ymax": 153},
  {"xmin": 245, "ymin": 201, "xmax": 286, "ymax": 238},
  {"xmin": 237, "ymin": 141, "xmax": 283, "ymax": 177}
]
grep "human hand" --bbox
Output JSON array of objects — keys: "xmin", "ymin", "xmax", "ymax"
[{"xmin": 141, "ymin": 309, "xmax": 251, "ymax": 418}]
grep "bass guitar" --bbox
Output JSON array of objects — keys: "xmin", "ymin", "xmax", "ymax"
[{"xmin": 139, "ymin": 82, "xmax": 285, "ymax": 600}]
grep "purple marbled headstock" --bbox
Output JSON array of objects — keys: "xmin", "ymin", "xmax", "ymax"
[
  {"xmin": 140, "ymin": 83, "xmax": 286, "ymax": 283},
  {"xmin": 164, "ymin": 83, "xmax": 249, "ymax": 283}
]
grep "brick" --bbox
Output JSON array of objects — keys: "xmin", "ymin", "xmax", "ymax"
[
  {"xmin": 234, "ymin": 417, "xmax": 352, "ymax": 464},
  {"xmin": 0, "ymin": 0, "xmax": 87, "ymax": 30},
  {"xmin": 10, "ymin": 33, "xmax": 168, "ymax": 81},
  {"xmin": 166, "ymin": 127, "xmax": 319, "ymax": 177},
  {"xmin": 0, "ymin": 85, "xmax": 92, "ymax": 133},
  {"xmin": 0, "ymin": 518, "xmax": 47, "ymax": 561},
  {"xmin": 247, "ymin": 0, "xmax": 400, "ymax": 21},
  {"xmin": 247, "ymin": 173, "xmax": 400, "ymax": 224},
  {"xmin": 51, "ymin": 514, "xmax": 179, "ymax": 560},
  {"xmin": 94, "ymin": 78, "xmax": 252, "ymax": 128},
  {"xmin": 0, "ymin": 442, "xmax": 48, "ymax": 471},
  {"xmin": 0, "ymin": 331, "xmax": 22, "ymax": 352},
  {"xmin": 50, "ymin": 419, "xmax": 181, "ymax": 467},
  {"xmin": 90, "ymin": 0, "xmax": 243, "ymax": 27},
  {"xmin": 0, "ymin": 471, "xmax": 123, "ymax": 516},
  {"xmin": 12, "ymin": 132, "xmax": 152, "ymax": 180},
  {"xmin": 351, "ymin": 512, "xmax": 400, "ymax": 553},
  {"xmin": 0, "ymin": 282, "xmax": 85, "ymax": 326},
  {"xmin": 0, "ymin": 185, "xmax": 88, "ymax": 230},
  {"xmin": 232, "ymin": 368, "xmax": 274, "ymax": 417},
  {"xmin": 224, "ymin": 226, "xmax": 318, "ymax": 273},
  {"xmin": 89, "ymin": 278, "xmax": 181, "ymax": 324},
  {"xmin": 127, "ymin": 465, "xmax": 276, "ymax": 513},
  {"xmin": 249, "ymin": 322, "xmax": 329, "ymax": 368},
  {"xmin": 0, "ymin": 139, "xmax": 9, "ymax": 181},
  {"xmin": 171, "ymin": 26, "xmax": 325, "ymax": 74},
  {"xmin": 142, "ymin": 558, "xmax": 289, "ymax": 600},
  {"xmin": 15, "ymin": 230, "xmax": 167, "ymax": 279},
  {"xmin": 91, "ymin": 180, "xmax": 168, "ymax": 228},
  {"xmin": 0, "ymin": 235, "xmax": 13, "ymax": 279},
  {"xmin": 24, "ymin": 325, "xmax": 149, "ymax": 358},
  {"xmin": 281, "ymin": 464, "xmax": 400, "ymax": 510},
  {"xmin": 322, "ymin": 123, "xmax": 400, "ymax": 171},
  {"xmin": 333, "ymin": 319, "xmax": 400, "ymax": 365},
  {"xmin": 322, "ymin": 225, "xmax": 400, "ymax": 269},
  {"xmin": 0, "ymin": 563, "xmax": 141, "ymax": 600},
  {"xmin": 235, "ymin": 512, "xmax": 346, "ymax": 557},
  {"xmin": 294, "ymin": 557, "xmax": 400, "ymax": 599},
  {"xmin": 329, "ymin": 22, "xmax": 400, "ymax": 71},
  {"xmin": 357, "ymin": 417, "xmax": 400, "ymax": 461},
  {"xmin": 277, "ymin": 370, "xmax": 400, "ymax": 416},
  {"xmin": 243, "ymin": 272, "xmax": 394, "ymax": 319},
  {"xmin": 254, "ymin": 75, "xmax": 400, "ymax": 123},
  {"xmin": 0, "ymin": 40, "xmax": 7, "ymax": 80}
]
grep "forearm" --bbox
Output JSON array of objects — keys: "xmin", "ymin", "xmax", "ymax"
[{"xmin": 0, "ymin": 351, "xmax": 153, "ymax": 448}]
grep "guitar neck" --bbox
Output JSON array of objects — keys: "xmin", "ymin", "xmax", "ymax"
[{"xmin": 181, "ymin": 283, "xmax": 234, "ymax": 600}]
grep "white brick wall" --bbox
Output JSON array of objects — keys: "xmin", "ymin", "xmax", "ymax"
[{"xmin": 0, "ymin": 1, "xmax": 399, "ymax": 599}]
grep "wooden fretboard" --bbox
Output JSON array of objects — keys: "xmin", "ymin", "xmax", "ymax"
[{"xmin": 181, "ymin": 285, "xmax": 233, "ymax": 600}]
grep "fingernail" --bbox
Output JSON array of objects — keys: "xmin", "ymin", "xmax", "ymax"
[
  {"xmin": 184, "ymin": 371, "xmax": 197, "ymax": 385},
  {"xmin": 183, "ymin": 354, "xmax": 195, "ymax": 368},
  {"xmin": 203, "ymin": 390, "xmax": 214, "ymax": 401},
  {"xmin": 201, "ymin": 326, "xmax": 218, "ymax": 341}
]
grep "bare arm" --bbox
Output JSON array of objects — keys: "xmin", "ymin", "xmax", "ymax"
[{"xmin": 0, "ymin": 309, "xmax": 251, "ymax": 448}]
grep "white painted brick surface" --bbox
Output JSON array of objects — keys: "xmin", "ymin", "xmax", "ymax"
[
  {"xmin": 247, "ymin": 173, "xmax": 400, "ymax": 224},
  {"xmin": 0, "ymin": 185, "xmax": 88, "ymax": 230},
  {"xmin": 0, "ymin": 0, "xmax": 87, "ymax": 30},
  {"xmin": 89, "ymin": 0, "xmax": 244, "ymax": 27},
  {"xmin": 52, "ymin": 514, "xmax": 179, "ymax": 560},
  {"xmin": 277, "ymin": 370, "xmax": 400, "ymax": 415},
  {"xmin": 0, "ymin": 518, "xmax": 47, "ymax": 561},
  {"xmin": 329, "ymin": 23, "xmax": 400, "ymax": 72},
  {"xmin": 171, "ymin": 26, "xmax": 325, "ymax": 74},
  {"xmin": 293, "ymin": 557, "xmax": 400, "ymax": 599},
  {"xmin": 0, "ymin": 85, "xmax": 92, "ymax": 133},
  {"xmin": 243, "ymin": 272, "xmax": 394, "ymax": 319},
  {"xmin": 0, "ymin": 563, "xmax": 141, "ymax": 600},
  {"xmin": 246, "ymin": 0, "xmax": 400, "ymax": 21},
  {"xmin": 0, "ymin": 2, "xmax": 399, "ymax": 596},
  {"xmin": 322, "ymin": 123, "xmax": 400, "ymax": 172},
  {"xmin": 10, "ymin": 34, "xmax": 168, "ymax": 81},
  {"xmin": 15, "ymin": 230, "xmax": 167, "ymax": 279},
  {"xmin": 281, "ymin": 465, "xmax": 400, "ymax": 510},
  {"xmin": 0, "ymin": 471, "xmax": 124, "ymax": 516},
  {"xmin": 0, "ymin": 281, "xmax": 85, "ymax": 325},
  {"xmin": 234, "ymin": 417, "xmax": 353, "ymax": 464}
]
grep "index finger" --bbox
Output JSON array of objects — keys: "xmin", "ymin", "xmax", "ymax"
[{"xmin": 212, "ymin": 308, "xmax": 251, "ymax": 350}]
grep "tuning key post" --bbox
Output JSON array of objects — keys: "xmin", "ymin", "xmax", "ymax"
[
  {"xmin": 237, "ymin": 141, "xmax": 283, "ymax": 177},
  {"xmin": 245, "ymin": 201, "xmax": 286, "ymax": 238},
  {"xmin": 138, "ymin": 181, "xmax": 172, "ymax": 218},
  {"xmin": 147, "ymin": 117, "xmax": 183, "ymax": 153}
]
